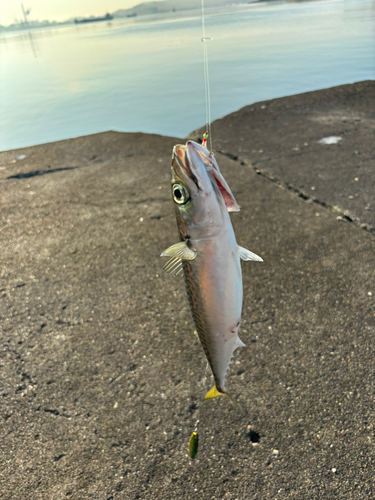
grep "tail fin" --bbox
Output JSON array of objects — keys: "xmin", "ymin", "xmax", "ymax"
[
  {"xmin": 205, "ymin": 385, "xmax": 225, "ymax": 400},
  {"xmin": 204, "ymin": 385, "xmax": 246, "ymax": 414}
]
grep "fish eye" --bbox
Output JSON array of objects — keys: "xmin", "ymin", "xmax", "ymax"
[{"xmin": 172, "ymin": 183, "xmax": 190, "ymax": 205}]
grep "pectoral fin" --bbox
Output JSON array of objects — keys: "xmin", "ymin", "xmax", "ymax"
[
  {"xmin": 238, "ymin": 246, "xmax": 263, "ymax": 262},
  {"xmin": 161, "ymin": 241, "xmax": 197, "ymax": 260},
  {"xmin": 163, "ymin": 257, "xmax": 184, "ymax": 277}
]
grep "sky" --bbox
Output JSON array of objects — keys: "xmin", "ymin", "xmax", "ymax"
[{"xmin": 1, "ymin": 0, "xmax": 165, "ymax": 26}]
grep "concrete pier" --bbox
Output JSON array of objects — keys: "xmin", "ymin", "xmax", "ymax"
[{"xmin": 1, "ymin": 82, "xmax": 374, "ymax": 499}]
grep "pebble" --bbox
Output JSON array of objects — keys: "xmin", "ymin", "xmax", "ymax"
[{"xmin": 318, "ymin": 136, "xmax": 342, "ymax": 145}]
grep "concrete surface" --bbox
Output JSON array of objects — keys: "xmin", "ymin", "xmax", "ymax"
[
  {"xmin": 190, "ymin": 81, "xmax": 375, "ymax": 234},
  {"xmin": 0, "ymin": 83, "xmax": 374, "ymax": 499}
]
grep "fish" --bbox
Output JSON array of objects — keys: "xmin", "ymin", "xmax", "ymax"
[{"xmin": 161, "ymin": 140, "xmax": 262, "ymax": 401}]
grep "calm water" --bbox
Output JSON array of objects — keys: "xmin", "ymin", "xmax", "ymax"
[{"xmin": 0, "ymin": 0, "xmax": 374, "ymax": 151}]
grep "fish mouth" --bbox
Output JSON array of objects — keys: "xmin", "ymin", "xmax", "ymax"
[
  {"xmin": 172, "ymin": 141, "xmax": 240, "ymax": 211},
  {"xmin": 187, "ymin": 140, "xmax": 219, "ymax": 172},
  {"xmin": 172, "ymin": 143, "xmax": 201, "ymax": 190},
  {"xmin": 172, "ymin": 144, "xmax": 189, "ymax": 176},
  {"xmin": 187, "ymin": 141, "xmax": 240, "ymax": 211},
  {"xmin": 172, "ymin": 141, "xmax": 217, "ymax": 188}
]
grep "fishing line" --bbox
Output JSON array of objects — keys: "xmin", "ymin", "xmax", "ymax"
[
  {"xmin": 201, "ymin": 0, "xmax": 213, "ymax": 152},
  {"xmin": 188, "ymin": 362, "xmax": 210, "ymax": 459}
]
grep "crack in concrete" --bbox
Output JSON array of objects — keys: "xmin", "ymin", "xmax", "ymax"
[{"xmin": 217, "ymin": 149, "xmax": 375, "ymax": 237}]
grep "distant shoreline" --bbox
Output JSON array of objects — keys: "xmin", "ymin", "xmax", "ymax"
[{"xmin": 0, "ymin": 0, "xmax": 323, "ymax": 34}]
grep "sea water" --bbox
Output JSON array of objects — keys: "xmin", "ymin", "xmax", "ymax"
[{"xmin": 0, "ymin": 0, "xmax": 374, "ymax": 151}]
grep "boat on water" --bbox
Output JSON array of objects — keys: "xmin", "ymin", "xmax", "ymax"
[{"xmin": 74, "ymin": 13, "xmax": 113, "ymax": 24}]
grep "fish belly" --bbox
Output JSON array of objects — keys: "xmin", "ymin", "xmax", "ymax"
[{"xmin": 183, "ymin": 236, "xmax": 243, "ymax": 392}]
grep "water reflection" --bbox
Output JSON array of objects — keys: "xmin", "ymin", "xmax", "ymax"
[
  {"xmin": 0, "ymin": 28, "xmax": 38, "ymax": 56},
  {"xmin": 25, "ymin": 29, "xmax": 38, "ymax": 57}
]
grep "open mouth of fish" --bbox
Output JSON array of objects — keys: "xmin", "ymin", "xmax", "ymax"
[
  {"xmin": 173, "ymin": 141, "xmax": 218, "ymax": 178},
  {"xmin": 172, "ymin": 141, "xmax": 240, "ymax": 212},
  {"xmin": 172, "ymin": 143, "xmax": 201, "ymax": 189}
]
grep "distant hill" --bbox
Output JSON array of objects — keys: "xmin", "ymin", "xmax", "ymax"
[
  {"xmin": 0, "ymin": 0, "xmax": 282, "ymax": 33},
  {"xmin": 113, "ymin": 0, "xmax": 259, "ymax": 18}
]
